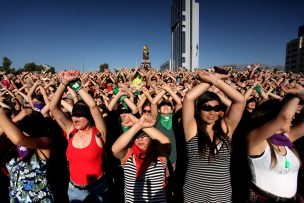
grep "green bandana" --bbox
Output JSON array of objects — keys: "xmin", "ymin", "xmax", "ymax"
[
  {"xmin": 160, "ymin": 113, "xmax": 173, "ymax": 131},
  {"xmin": 121, "ymin": 125, "xmax": 129, "ymax": 132}
]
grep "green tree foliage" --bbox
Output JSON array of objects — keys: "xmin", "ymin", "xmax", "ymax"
[
  {"xmin": 23, "ymin": 62, "xmax": 44, "ymax": 72},
  {"xmin": 0, "ymin": 57, "xmax": 56, "ymax": 74},
  {"xmin": 49, "ymin": 67, "xmax": 55, "ymax": 73},
  {"xmin": 99, "ymin": 63, "xmax": 109, "ymax": 72},
  {"xmin": 0, "ymin": 57, "xmax": 14, "ymax": 73},
  {"xmin": 2, "ymin": 57, "xmax": 12, "ymax": 70}
]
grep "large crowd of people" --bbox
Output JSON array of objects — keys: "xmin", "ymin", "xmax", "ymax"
[{"xmin": 0, "ymin": 64, "xmax": 304, "ymax": 203}]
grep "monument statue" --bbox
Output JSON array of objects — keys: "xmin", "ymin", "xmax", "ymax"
[
  {"xmin": 141, "ymin": 44, "xmax": 151, "ymax": 69},
  {"xmin": 143, "ymin": 45, "xmax": 149, "ymax": 60}
]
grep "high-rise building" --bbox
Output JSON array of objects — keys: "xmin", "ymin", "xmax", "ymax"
[
  {"xmin": 285, "ymin": 25, "xmax": 304, "ymax": 73},
  {"xmin": 171, "ymin": 0, "xmax": 199, "ymax": 72},
  {"xmin": 160, "ymin": 60, "xmax": 171, "ymax": 72},
  {"xmin": 298, "ymin": 25, "xmax": 304, "ymax": 37}
]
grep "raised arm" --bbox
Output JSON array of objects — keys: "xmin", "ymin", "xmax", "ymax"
[
  {"xmin": 247, "ymin": 96, "xmax": 299, "ymax": 156},
  {"xmin": 49, "ymin": 71, "xmax": 74, "ymax": 134},
  {"xmin": 27, "ymin": 80, "xmax": 40, "ymax": 109},
  {"xmin": 0, "ymin": 108, "xmax": 52, "ymax": 158},
  {"xmin": 183, "ymin": 80, "xmax": 211, "ymax": 142},
  {"xmin": 151, "ymin": 89, "xmax": 166, "ymax": 118},
  {"xmin": 112, "ymin": 114, "xmax": 171, "ymax": 161},
  {"xmin": 162, "ymin": 83, "xmax": 182, "ymax": 112},
  {"xmin": 283, "ymin": 85, "xmax": 304, "ymax": 142},
  {"xmin": 77, "ymin": 82, "xmax": 107, "ymax": 139},
  {"xmin": 198, "ymin": 71, "xmax": 245, "ymax": 137},
  {"xmin": 107, "ymin": 88, "xmax": 127, "ymax": 111}
]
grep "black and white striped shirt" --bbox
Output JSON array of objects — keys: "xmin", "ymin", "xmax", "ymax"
[
  {"xmin": 124, "ymin": 155, "xmax": 167, "ymax": 203},
  {"xmin": 183, "ymin": 135, "xmax": 232, "ymax": 203}
]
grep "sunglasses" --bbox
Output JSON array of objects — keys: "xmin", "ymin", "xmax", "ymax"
[
  {"xmin": 143, "ymin": 109, "xmax": 151, "ymax": 113},
  {"xmin": 199, "ymin": 105, "xmax": 222, "ymax": 112}
]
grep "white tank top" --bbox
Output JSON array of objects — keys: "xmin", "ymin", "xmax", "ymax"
[{"xmin": 248, "ymin": 143, "xmax": 300, "ymax": 198}]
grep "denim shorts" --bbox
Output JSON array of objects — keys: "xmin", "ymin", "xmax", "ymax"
[{"xmin": 68, "ymin": 175, "xmax": 109, "ymax": 203}]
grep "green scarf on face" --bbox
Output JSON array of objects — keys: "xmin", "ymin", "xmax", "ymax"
[{"xmin": 160, "ymin": 113, "xmax": 173, "ymax": 131}]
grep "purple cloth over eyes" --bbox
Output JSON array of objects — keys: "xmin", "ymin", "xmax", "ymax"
[
  {"xmin": 271, "ymin": 133, "xmax": 294, "ymax": 149},
  {"xmin": 33, "ymin": 103, "xmax": 45, "ymax": 111},
  {"xmin": 16, "ymin": 146, "xmax": 30, "ymax": 158}
]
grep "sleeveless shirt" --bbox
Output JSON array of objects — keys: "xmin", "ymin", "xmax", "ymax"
[
  {"xmin": 66, "ymin": 127, "xmax": 104, "ymax": 185},
  {"xmin": 183, "ymin": 135, "xmax": 232, "ymax": 203},
  {"xmin": 6, "ymin": 152, "xmax": 53, "ymax": 202},
  {"xmin": 249, "ymin": 143, "xmax": 300, "ymax": 198},
  {"xmin": 123, "ymin": 154, "xmax": 167, "ymax": 202}
]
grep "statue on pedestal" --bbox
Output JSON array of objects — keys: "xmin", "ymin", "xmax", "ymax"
[
  {"xmin": 143, "ymin": 45, "xmax": 149, "ymax": 60},
  {"xmin": 142, "ymin": 44, "xmax": 151, "ymax": 70}
]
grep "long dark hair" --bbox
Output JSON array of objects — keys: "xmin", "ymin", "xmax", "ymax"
[
  {"xmin": 250, "ymin": 99, "xmax": 282, "ymax": 168},
  {"xmin": 195, "ymin": 91, "xmax": 229, "ymax": 160},
  {"xmin": 17, "ymin": 110, "xmax": 50, "ymax": 138},
  {"xmin": 249, "ymin": 98, "xmax": 300, "ymax": 168}
]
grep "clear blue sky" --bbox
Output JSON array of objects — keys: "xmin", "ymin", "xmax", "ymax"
[{"xmin": 0, "ymin": 0, "xmax": 303, "ymax": 72}]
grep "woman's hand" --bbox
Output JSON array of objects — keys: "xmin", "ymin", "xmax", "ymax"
[
  {"xmin": 197, "ymin": 70, "xmax": 219, "ymax": 84},
  {"xmin": 60, "ymin": 70, "xmax": 80, "ymax": 84},
  {"xmin": 12, "ymin": 107, "xmax": 32, "ymax": 123},
  {"xmin": 121, "ymin": 113, "xmax": 138, "ymax": 127},
  {"xmin": 138, "ymin": 115, "xmax": 156, "ymax": 128},
  {"xmin": 281, "ymin": 84, "xmax": 304, "ymax": 99}
]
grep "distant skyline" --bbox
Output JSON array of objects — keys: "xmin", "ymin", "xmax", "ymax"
[{"xmin": 0, "ymin": 0, "xmax": 303, "ymax": 72}]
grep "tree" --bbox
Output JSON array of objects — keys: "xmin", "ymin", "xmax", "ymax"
[
  {"xmin": 23, "ymin": 62, "xmax": 44, "ymax": 72},
  {"xmin": 2, "ymin": 57, "xmax": 12, "ymax": 69},
  {"xmin": 0, "ymin": 57, "xmax": 13, "ymax": 73},
  {"xmin": 99, "ymin": 63, "xmax": 109, "ymax": 72},
  {"xmin": 49, "ymin": 67, "xmax": 55, "ymax": 73}
]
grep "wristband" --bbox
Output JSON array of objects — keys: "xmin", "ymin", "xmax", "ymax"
[
  {"xmin": 254, "ymin": 85, "xmax": 262, "ymax": 95},
  {"xmin": 113, "ymin": 86, "xmax": 119, "ymax": 94},
  {"xmin": 69, "ymin": 81, "xmax": 83, "ymax": 93},
  {"xmin": 119, "ymin": 95, "xmax": 127, "ymax": 102},
  {"xmin": 121, "ymin": 101, "xmax": 129, "ymax": 110}
]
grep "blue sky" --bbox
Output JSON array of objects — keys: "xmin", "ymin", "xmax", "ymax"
[{"xmin": 0, "ymin": 0, "xmax": 303, "ymax": 72}]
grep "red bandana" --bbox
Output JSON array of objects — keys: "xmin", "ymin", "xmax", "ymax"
[{"xmin": 132, "ymin": 144, "xmax": 154, "ymax": 179}]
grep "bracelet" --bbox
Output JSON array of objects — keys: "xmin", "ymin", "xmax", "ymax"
[
  {"xmin": 254, "ymin": 85, "xmax": 262, "ymax": 95},
  {"xmin": 69, "ymin": 81, "xmax": 83, "ymax": 93},
  {"xmin": 61, "ymin": 81, "xmax": 68, "ymax": 86},
  {"xmin": 250, "ymin": 86, "xmax": 255, "ymax": 90}
]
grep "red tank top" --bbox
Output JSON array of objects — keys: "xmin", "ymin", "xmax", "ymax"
[{"xmin": 66, "ymin": 127, "xmax": 104, "ymax": 185}]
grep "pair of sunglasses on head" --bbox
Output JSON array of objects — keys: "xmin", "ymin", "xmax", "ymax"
[{"xmin": 199, "ymin": 104, "xmax": 222, "ymax": 112}]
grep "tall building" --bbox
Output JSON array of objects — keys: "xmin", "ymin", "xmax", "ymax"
[
  {"xmin": 285, "ymin": 25, "xmax": 304, "ymax": 73},
  {"xmin": 160, "ymin": 60, "xmax": 171, "ymax": 72},
  {"xmin": 171, "ymin": 0, "xmax": 199, "ymax": 72}
]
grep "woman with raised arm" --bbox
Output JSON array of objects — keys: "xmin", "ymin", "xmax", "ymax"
[
  {"xmin": 246, "ymin": 85, "xmax": 304, "ymax": 203},
  {"xmin": 182, "ymin": 70, "xmax": 245, "ymax": 202},
  {"xmin": 0, "ymin": 107, "xmax": 54, "ymax": 202},
  {"xmin": 112, "ymin": 114, "xmax": 171, "ymax": 202},
  {"xmin": 49, "ymin": 70, "xmax": 108, "ymax": 202}
]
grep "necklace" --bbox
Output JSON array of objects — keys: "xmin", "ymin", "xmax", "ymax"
[
  {"xmin": 274, "ymin": 145, "xmax": 291, "ymax": 169},
  {"xmin": 78, "ymin": 131, "xmax": 85, "ymax": 139}
]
